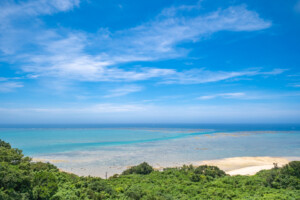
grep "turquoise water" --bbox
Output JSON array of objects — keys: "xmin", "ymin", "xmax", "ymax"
[
  {"xmin": 1, "ymin": 126, "xmax": 299, "ymax": 177},
  {"xmin": 0, "ymin": 125, "xmax": 299, "ymax": 157},
  {"xmin": 0, "ymin": 128, "xmax": 214, "ymax": 155}
]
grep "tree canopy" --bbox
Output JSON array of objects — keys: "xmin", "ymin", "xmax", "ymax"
[{"xmin": 0, "ymin": 139, "xmax": 299, "ymax": 199}]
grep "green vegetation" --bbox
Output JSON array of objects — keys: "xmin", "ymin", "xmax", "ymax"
[
  {"xmin": 0, "ymin": 139, "xmax": 299, "ymax": 200},
  {"xmin": 122, "ymin": 162, "xmax": 154, "ymax": 175}
]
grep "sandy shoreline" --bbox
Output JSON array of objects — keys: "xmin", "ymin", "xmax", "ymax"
[
  {"xmin": 198, "ymin": 157, "xmax": 293, "ymax": 175},
  {"xmin": 195, "ymin": 156, "xmax": 292, "ymax": 175},
  {"xmin": 151, "ymin": 156, "xmax": 296, "ymax": 176},
  {"xmin": 32, "ymin": 156, "xmax": 300, "ymax": 178}
]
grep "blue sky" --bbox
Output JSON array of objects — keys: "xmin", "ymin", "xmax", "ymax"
[{"xmin": 0, "ymin": 0, "xmax": 300, "ymax": 124}]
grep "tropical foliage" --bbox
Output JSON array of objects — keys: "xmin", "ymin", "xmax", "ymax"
[{"xmin": 0, "ymin": 139, "xmax": 299, "ymax": 199}]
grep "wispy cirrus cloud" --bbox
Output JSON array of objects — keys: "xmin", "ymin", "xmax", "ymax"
[
  {"xmin": 161, "ymin": 68, "xmax": 285, "ymax": 84},
  {"xmin": 0, "ymin": 81, "xmax": 23, "ymax": 92},
  {"xmin": 290, "ymin": 84, "xmax": 300, "ymax": 88},
  {"xmin": 0, "ymin": 103, "xmax": 145, "ymax": 114},
  {"xmin": 0, "ymin": 0, "xmax": 80, "ymax": 19},
  {"xmin": 198, "ymin": 92, "xmax": 245, "ymax": 100},
  {"xmin": 1, "ymin": 1, "xmax": 272, "ymax": 84},
  {"xmin": 23, "ymin": 33, "xmax": 286, "ymax": 85},
  {"xmin": 114, "ymin": 5, "xmax": 271, "ymax": 60},
  {"xmin": 0, "ymin": 75, "xmax": 39, "ymax": 81},
  {"xmin": 104, "ymin": 85, "xmax": 143, "ymax": 98},
  {"xmin": 21, "ymin": 33, "xmax": 175, "ymax": 82},
  {"xmin": 0, "ymin": 0, "xmax": 80, "ymax": 55},
  {"xmin": 197, "ymin": 91, "xmax": 300, "ymax": 101},
  {"xmin": 97, "ymin": 4, "xmax": 271, "ymax": 64},
  {"xmin": 20, "ymin": 34, "xmax": 284, "ymax": 84}
]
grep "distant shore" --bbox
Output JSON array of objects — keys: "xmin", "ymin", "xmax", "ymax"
[{"xmin": 32, "ymin": 156, "xmax": 300, "ymax": 178}]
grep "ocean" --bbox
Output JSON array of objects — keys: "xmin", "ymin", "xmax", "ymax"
[{"xmin": 0, "ymin": 124, "xmax": 299, "ymax": 177}]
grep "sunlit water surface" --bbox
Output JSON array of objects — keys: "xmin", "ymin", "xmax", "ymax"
[{"xmin": 0, "ymin": 124, "xmax": 299, "ymax": 177}]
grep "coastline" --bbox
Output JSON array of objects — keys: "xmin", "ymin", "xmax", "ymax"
[
  {"xmin": 32, "ymin": 156, "xmax": 300, "ymax": 178},
  {"xmin": 152, "ymin": 156, "xmax": 297, "ymax": 176}
]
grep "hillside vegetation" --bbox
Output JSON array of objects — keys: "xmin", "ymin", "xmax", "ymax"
[{"xmin": 0, "ymin": 139, "xmax": 299, "ymax": 200}]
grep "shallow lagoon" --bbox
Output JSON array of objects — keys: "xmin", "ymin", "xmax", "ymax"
[{"xmin": 0, "ymin": 125, "xmax": 299, "ymax": 177}]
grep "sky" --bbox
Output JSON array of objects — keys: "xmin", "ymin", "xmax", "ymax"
[{"xmin": 0, "ymin": 0, "xmax": 300, "ymax": 124}]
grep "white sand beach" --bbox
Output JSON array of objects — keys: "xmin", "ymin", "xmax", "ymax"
[
  {"xmin": 32, "ymin": 156, "xmax": 300, "ymax": 178},
  {"xmin": 196, "ymin": 156, "xmax": 294, "ymax": 175},
  {"xmin": 151, "ymin": 156, "xmax": 298, "ymax": 176}
]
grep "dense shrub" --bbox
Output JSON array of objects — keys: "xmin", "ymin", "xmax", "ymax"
[
  {"xmin": 281, "ymin": 161, "xmax": 300, "ymax": 178},
  {"xmin": 0, "ymin": 139, "xmax": 299, "ymax": 200},
  {"xmin": 0, "ymin": 139, "xmax": 27, "ymax": 164},
  {"xmin": 122, "ymin": 162, "xmax": 154, "ymax": 175},
  {"xmin": 32, "ymin": 171, "xmax": 58, "ymax": 200},
  {"xmin": 194, "ymin": 165, "xmax": 226, "ymax": 178}
]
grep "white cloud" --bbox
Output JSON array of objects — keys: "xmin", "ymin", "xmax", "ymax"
[
  {"xmin": 0, "ymin": 0, "xmax": 80, "ymax": 55},
  {"xmin": 20, "ymin": 32, "xmax": 284, "ymax": 84},
  {"xmin": 88, "ymin": 104, "xmax": 145, "ymax": 112},
  {"xmin": 0, "ymin": 2, "xmax": 272, "ymax": 83},
  {"xmin": 102, "ymin": 5, "xmax": 271, "ymax": 62},
  {"xmin": 0, "ymin": 103, "xmax": 145, "ymax": 114},
  {"xmin": 198, "ymin": 91, "xmax": 300, "ymax": 100},
  {"xmin": 260, "ymin": 68, "xmax": 288, "ymax": 75},
  {"xmin": 161, "ymin": 68, "xmax": 285, "ymax": 84},
  {"xmin": 20, "ymin": 33, "xmax": 176, "ymax": 82},
  {"xmin": 0, "ymin": 0, "xmax": 79, "ymax": 19},
  {"xmin": 198, "ymin": 92, "xmax": 245, "ymax": 100},
  {"xmin": 291, "ymin": 84, "xmax": 300, "ymax": 88},
  {"xmin": 0, "ymin": 75, "xmax": 38, "ymax": 81},
  {"xmin": 0, "ymin": 81, "xmax": 23, "ymax": 92},
  {"xmin": 104, "ymin": 85, "xmax": 143, "ymax": 98},
  {"xmin": 22, "ymin": 35, "xmax": 285, "ymax": 84}
]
